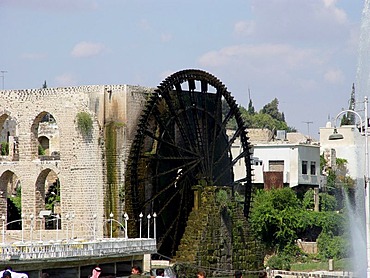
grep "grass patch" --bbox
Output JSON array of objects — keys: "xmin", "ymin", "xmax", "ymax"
[{"xmin": 290, "ymin": 258, "xmax": 352, "ymax": 272}]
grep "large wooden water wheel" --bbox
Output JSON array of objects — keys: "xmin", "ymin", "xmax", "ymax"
[{"xmin": 125, "ymin": 69, "xmax": 252, "ymax": 257}]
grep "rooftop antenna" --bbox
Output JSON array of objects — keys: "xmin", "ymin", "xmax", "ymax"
[
  {"xmin": 0, "ymin": 70, "xmax": 7, "ymax": 90},
  {"xmin": 303, "ymin": 121, "xmax": 313, "ymax": 138}
]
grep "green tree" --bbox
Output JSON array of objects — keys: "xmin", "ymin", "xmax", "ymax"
[
  {"xmin": 247, "ymin": 113, "xmax": 289, "ymax": 131},
  {"xmin": 260, "ymin": 98, "xmax": 284, "ymax": 122},
  {"xmin": 248, "ymin": 99, "xmax": 255, "ymax": 114},
  {"xmin": 223, "ymin": 98, "xmax": 295, "ymax": 132},
  {"xmin": 302, "ymin": 188, "xmax": 337, "ymax": 211},
  {"xmin": 250, "ymin": 188, "xmax": 305, "ymax": 252}
]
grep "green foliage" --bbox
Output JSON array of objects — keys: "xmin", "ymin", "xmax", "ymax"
[
  {"xmin": 242, "ymin": 112, "xmax": 289, "ymax": 131},
  {"xmin": 326, "ymin": 169, "xmax": 336, "ymax": 189},
  {"xmin": 302, "ymin": 189, "xmax": 315, "ymax": 210},
  {"xmin": 320, "ymin": 193, "xmax": 337, "ymax": 211},
  {"xmin": 9, "ymin": 186, "xmax": 22, "ymax": 213},
  {"xmin": 216, "ymin": 189, "xmax": 230, "ymax": 208},
  {"xmin": 221, "ymin": 97, "xmax": 295, "ymax": 131},
  {"xmin": 248, "ymin": 99, "xmax": 255, "ymax": 114},
  {"xmin": 291, "ymin": 258, "xmax": 351, "ymax": 271},
  {"xmin": 302, "ymin": 210, "xmax": 345, "ymax": 237},
  {"xmin": 76, "ymin": 112, "xmax": 93, "ymax": 137},
  {"xmin": 45, "ymin": 180, "xmax": 60, "ymax": 211},
  {"xmin": 38, "ymin": 144, "xmax": 45, "ymax": 155},
  {"xmin": 260, "ymin": 98, "xmax": 285, "ymax": 122},
  {"xmin": 266, "ymin": 254, "xmax": 291, "ymax": 270},
  {"xmin": 302, "ymin": 189, "xmax": 337, "ymax": 211},
  {"xmin": 0, "ymin": 141, "xmax": 9, "ymax": 155},
  {"xmin": 251, "ymin": 187, "xmax": 346, "ymax": 259},
  {"xmin": 317, "ymin": 232, "xmax": 350, "ymax": 259},
  {"xmin": 249, "ymin": 188, "xmax": 304, "ymax": 252},
  {"xmin": 336, "ymin": 158, "xmax": 348, "ymax": 168},
  {"xmin": 341, "ymin": 114, "xmax": 352, "ymax": 126}
]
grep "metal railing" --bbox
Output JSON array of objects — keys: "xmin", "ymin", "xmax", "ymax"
[{"xmin": 0, "ymin": 238, "xmax": 156, "ymax": 261}]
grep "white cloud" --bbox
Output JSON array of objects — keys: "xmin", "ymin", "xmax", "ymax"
[
  {"xmin": 199, "ymin": 44, "xmax": 322, "ymax": 69},
  {"xmin": 71, "ymin": 42, "xmax": 105, "ymax": 58},
  {"xmin": 319, "ymin": 0, "xmax": 347, "ymax": 24},
  {"xmin": 55, "ymin": 73, "xmax": 77, "ymax": 87},
  {"xmin": 248, "ymin": 0, "xmax": 350, "ymax": 43},
  {"xmin": 233, "ymin": 20, "xmax": 255, "ymax": 37},
  {"xmin": 324, "ymin": 69, "xmax": 345, "ymax": 84}
]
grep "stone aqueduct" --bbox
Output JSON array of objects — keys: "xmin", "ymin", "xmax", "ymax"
[{"xmin": 0, "ymin": 84, "xmax": 153, "ymax": 241}]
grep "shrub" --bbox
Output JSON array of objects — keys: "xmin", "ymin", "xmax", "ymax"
[
  {"xmin": 266, "ymin": 254, "xmax": 291, "ymax": 270},
  {"xmin": 317, "ymin": 232, "xmax": 349, "ymax": 259},
  {"xmin": 303, "ymin": 188, "xmax": 337, "ymax": 211},
  {"xmin": 38, "ymin": 144, "xmax": 45, "ymax": 155},
  {"xmin": 0, "ymin": 141, "xmax": 9, "ymax": 155},
  {"xmin": 76, "ymin": 112, "xmax": 93, "ymax": 136}
]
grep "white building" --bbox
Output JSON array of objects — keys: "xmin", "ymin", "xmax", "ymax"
[
  {"xmin": 230, "ymin": 129, "xmax": 321, "ymax": 188},
  {"xmin": 250, "ymin": 143, "xmax": 320, "ymax": 188},
  {"xmin": 320, "ymin": 122, "xmax": 365, "ymax": 186}
]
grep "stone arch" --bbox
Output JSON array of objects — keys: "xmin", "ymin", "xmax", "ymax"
[
  {"xmin": 0, "ymin": 113, "xmax": 19, "ymax": 161},
  {"xmin": 0, "ymin": 170, "xmax": 22, "ymax": 230},
  {"xmin": 35, "ymin": 169, "xmax": 60, "ymax": 230},
  {"xmin": 31, "ymin": 112, "xmax": 60, "ymax": 160}
]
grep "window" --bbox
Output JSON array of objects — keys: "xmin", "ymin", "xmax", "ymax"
[
  {"xmin": 310, "ymin": 161, "xmax": 316, "ymax": 175},
  {"xmin": 269, "ymin": 160, "xmax": 284, "ymax": 172},
  {"xmin": 302, "ymin": 161, "xmax": 308, "ymax": 175}
]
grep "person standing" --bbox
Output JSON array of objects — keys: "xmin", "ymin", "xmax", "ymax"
[
  {"xmin": 129, "ymin": 265, "xmax": 142, "ymax": 277},
  {"xmin": 196, "ymin": 270, "xmax": 206, "ymax": 278},
  {"xmin": 89, "ymin": 266, "xmax": 102, "ymax": 278},
  {"xmin": 2, "ymin": 271, "xmax": 11, "ymax": 278},
  {"xmin": 234, "ymin": 270, "xmax": 242, "ymax": 278}
]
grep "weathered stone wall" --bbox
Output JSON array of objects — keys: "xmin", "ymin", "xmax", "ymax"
[
  {"xmin": 0, "ymin": 84, "xmax": 153, "ymax": 241},
  {"xmin": 174, "ymin": 187, "xmax": 265, "ymax": 276}
]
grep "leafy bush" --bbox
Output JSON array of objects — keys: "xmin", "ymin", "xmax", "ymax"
[
  {"xmin": 0, "ymin": 141, "xmax": 9, "ymax": 155},
  {"xmin": 9, "ymin": 186, "xmax": 21, "ymax": 213},
  {"xmin": 76, "ymin": 112, "xmax": 93, "ymax": 136},
  {"xmin": 38, "ymin": 144, "xmax": 45, "ymax": 155},
  {"xmin": 266, "ymin": 254, "xmax": 291, "ymax": 270},
  {"xmin": 302, "ymin": 188, "xmax": 315, "ymax": 210},
  {"xmin": 303, "ymin": 189, "xmax": 337, "ymax": 211},
  {"xmin": 320, "ymin": 193, "xmax": 337, "ymax": 211},
  {"xmin": 250, "ymin": 187, "xmax": 347, "ymax": 257},
  {"xmin": 249, "ymin": 188, "xmax": 305, "ymax": 251},
  {"xmin": 317, "ymin": 232, "xmax": 350, "ymax": 259}
]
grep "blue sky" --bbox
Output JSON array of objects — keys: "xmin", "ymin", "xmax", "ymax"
[{"xmin": 0, "ymin": 0, "xmax": 365, "ymax": 138}]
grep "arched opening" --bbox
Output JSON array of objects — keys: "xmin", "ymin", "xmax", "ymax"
[
  {"xmin": 0, "ymin": 170, "xmax": 22, "ymax": 230},
  {"xmin": 0, "ymin": 114, "xmax": 19, "ymax": 161},
  {"xmin": 38, "ymin": 136, "xmax": 50, "ymax": 156},
  {"xmin": 31, "ymin": 112, "xmax": 60, "ymax": 160},
  {"xmin": 35, "ymin": 169, "xmax": 61, "ymax": 230}
]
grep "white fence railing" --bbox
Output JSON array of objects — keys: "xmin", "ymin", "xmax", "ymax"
[{"xmin": 0, "ymin": 238, "xmax": 157, "ymax": 261}]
